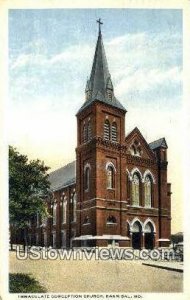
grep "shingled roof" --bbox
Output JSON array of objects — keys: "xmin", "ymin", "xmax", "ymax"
[
  {"xmin": 49, "ymin": 161, "xmax": 76, "ymax": 191},
  {"xmin": 149, "ymin": 137, "xmax": 168, "ymax": 150},
  {"xmin": 77, "ymin": 25, "xmax": 126, "ymax": 114}
]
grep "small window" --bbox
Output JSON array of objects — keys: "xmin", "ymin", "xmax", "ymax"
[
  {"xmin": 107, "ymin": 90, "xmax": 113, "ymax": 100},
  {"xmin": 104, "ymin": 120, "xmax": 110, "ymax": 140},
  {"xmin": 107, "ymin": 165, "xmax": 115, "ymax": 189},
  {"xmin": 111, "ymin": 122, "xmax": 117, "ymax": 142},
  {"xmin": 84, "ymin": 167, "xmax": 90, "ymax": 191},
  {"xmin": 107, "ymin": 215, "xmax": 117, "ymax": 224}
]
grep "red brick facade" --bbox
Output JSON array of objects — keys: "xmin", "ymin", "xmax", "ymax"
[{"xmin": 21, "ymin": 98, "xmax": 171, "ymax": 249}]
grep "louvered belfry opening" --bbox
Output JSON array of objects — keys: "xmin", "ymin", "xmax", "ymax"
[
  {"xmin": 104, "ymin": 119, "xmax": 110, "ymax": 140},
  {"xmin": 111, "ymin": 122, "xmax": 117, "ymax": 142}
]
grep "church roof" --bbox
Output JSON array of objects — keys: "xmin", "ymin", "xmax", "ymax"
[
  {"xmin": 49, "ymin": 161, "xmax": 76, "ymax": 191},
  {"xmin": 149, "ymin": 137, "xmax": 168, "ymax": 150},
  {"xmin": 77, "ymin": 23, "xmax": 126, "ymax": 114}
]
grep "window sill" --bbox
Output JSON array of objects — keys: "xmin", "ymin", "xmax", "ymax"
[
  {"xmin": 82, "ymin": 223, "xmax": 91, "ymax": 226},
  {"xmin": 107, "ymin": 188, "xmax": 115, "ymax": 191},
  {"xmin": 106, "ymin": 222, "xmax": 117, "ymax": 226},
  {"xmin": 129, "ymin": 205, "xmax": 154, "ymax": 209}
]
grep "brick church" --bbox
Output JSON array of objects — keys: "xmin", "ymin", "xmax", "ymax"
[{"xmin": 26, "ymin": 20, "xmax": 171, "ymax": 249}]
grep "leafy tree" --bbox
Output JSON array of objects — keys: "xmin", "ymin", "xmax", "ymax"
[{"xmin": 9, "ymin": 146, "xmax": 51, "ymax": 246}]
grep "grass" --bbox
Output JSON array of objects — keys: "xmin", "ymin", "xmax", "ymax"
[{"xmin": 9, "ymin": 273, "xmax": 47, "ymax": 293}]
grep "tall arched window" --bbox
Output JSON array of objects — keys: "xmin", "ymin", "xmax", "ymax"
[
  {"xmin": 53, "ymin": 203, "xmax": 57, "ymax": 225},
  {"xmin": 144, "ymin": 176, "xmax": 152, "ymax": 207},
  {"xmin": 63, "ymin": 200, "xmax": 67, "ymax": 224},
  {"xmin": 132, "ymin": 174, "xmax": 140, "ymax": 206},
  {"xmin": 83, "ymin": 124, "xmax": 87, "ymax": 143},
  {"xmin": 84, "ymin": 167, "xmax": 90, "ymax": 191},
  {"xmin": 107, "ymin": 165, "xmax": 115, "ymax": 189},
  {"xmin": 126, "ymin": 173, "xmax": 131, "ymax": 203},
  {"xmin": 111, "ymin": 122, "xmax": 117, "ymax": 142},
  {"xmin": 104, "ymin": 120, "xmax": 110, "ymax": 140},
  {"xmin": 73, "ymin": 193, "xmax": 77, "ymax": 222},
  {"xmin": 87, "ymin": 121, "xmax": 92, "ymax": 140}
]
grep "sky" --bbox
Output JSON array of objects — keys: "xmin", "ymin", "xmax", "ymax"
[{"xmin": 9, "ymin": 9, "xmax": 182, "ymax": 233}]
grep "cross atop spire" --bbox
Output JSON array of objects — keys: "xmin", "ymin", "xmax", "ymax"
[
  {"xmin": 96, "ymin": 18, "xmax": 103, "ymax": 33},
  {"xmin": 77, "ymin": 20, "xmax": 126, "ymax": 114}
]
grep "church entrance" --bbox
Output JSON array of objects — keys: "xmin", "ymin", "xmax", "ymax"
[
  {"xmin": 131, "ymin": 221, "xmax": 142, "ymax": 249},
  {"xmin": 144, "ymin": 222, "xmax": 154, "ymax": 249}
]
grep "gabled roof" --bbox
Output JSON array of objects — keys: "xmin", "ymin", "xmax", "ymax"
[
  {"xmin": 125, "ymin": 127, "xmax": 155, "ymax": 160},
  {"xmin": 77, "ymin": 27, "xmax": 126, "ymax": 114},
  {"xmin": 49, "ymin": 161, "xmax": 76, "ymax": 191},
  {"xmin": 149, "ymin": 137, "xmax": 168, "ymax": 150}
]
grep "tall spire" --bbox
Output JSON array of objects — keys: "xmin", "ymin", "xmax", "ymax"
[
  {"xmin": 78, "ymin": 20, "xmax": 126, "ymax": 114},
  {"xmin": 88, "ymin": 19, "xmax": 113, "ymax": 101}
]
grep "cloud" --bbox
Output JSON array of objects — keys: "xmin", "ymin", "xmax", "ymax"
[
  {"xmin": 104, "ymin": 31, "xmax": 182, "ymax": 103},
  {"xmin": 9, "ymin": 30, "xmax": 182, "ymax": 112},
  {"xmin": 115, "ymin": 66, "xmax": 182, "ymax": 97}
]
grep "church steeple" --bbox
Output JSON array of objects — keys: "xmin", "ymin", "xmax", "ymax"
[
  {"xmin": 78, "ymin": 19, "xmax": 126, "ymax": 114},
  {"xmin": 87, "ymin": 18, "xmax": 113, "ymax": 101}
]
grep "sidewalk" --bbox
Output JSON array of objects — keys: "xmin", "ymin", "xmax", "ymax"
[{"xmin": 142, "ymin": 260, "xmax": 183, "ymax": 272}]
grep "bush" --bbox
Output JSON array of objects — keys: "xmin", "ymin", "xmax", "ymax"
[{"xmin": 9, "ymin": 273, "xmax": 47, "ymax": 293}]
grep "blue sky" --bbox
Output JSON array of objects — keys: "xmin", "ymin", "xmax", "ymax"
[
  {"xmin": 9, "ymin": 9, "xmax": 182, "ymax": 110},
  {"xmin": 9, "ymin": 9, "xmax": 182, "ymax": 231}
]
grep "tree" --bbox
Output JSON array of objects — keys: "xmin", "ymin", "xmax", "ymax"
[{"xmin": 9, "ymin": 146, "xmax": 51, "ymax": 247}]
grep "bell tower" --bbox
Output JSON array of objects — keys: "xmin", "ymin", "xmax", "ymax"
[{"xmin": 75, "ymin": 20, "xmax": 127, "ymax": 247}]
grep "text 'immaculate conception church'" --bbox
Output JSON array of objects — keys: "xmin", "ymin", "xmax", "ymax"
[{"xmin": 25, "ymin": 20, "xmax": 171, "ymax": 249}]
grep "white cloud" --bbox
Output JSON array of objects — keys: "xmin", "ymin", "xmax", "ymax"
[{"xmin": 115, "ymin": 66, "xmax": 182, "ymax": 97}]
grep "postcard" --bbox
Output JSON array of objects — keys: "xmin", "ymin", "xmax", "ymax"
[{"xmin": 0, "ymin": 0, "xmax": 189, "ymax": 300}]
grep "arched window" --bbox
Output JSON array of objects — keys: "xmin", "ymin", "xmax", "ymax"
[
  {"xmin": 107, "ymin": 215, "xmax": 117, "ymax": 224},
  {"xmin": 132, "ymin": 173, "xmax": 140, "ymax": 206},
  {"xmin": 126, "ymin": 173, "xmax": 131, "ymax": 203},
  {"xmin": 83, "ymin": 124, "xmax": 87, "ymax": 143},
  {"xmin": 144, "ymin": 176, "xmax": 152, "ymax": 207},
  {"xmin": 87, "ymin": 121, "xmax": 92, "ymax": 140},
  {"xmin": 104, "ymin": 120, "xmax": 110, "ymax": 140},
  {"xmin": 70, "ymin": 193, "xmax": 76, "ymax": 222},
  {"xmin": 111, "ymin": 122, "xmax": 117, "ymax": 142},
  {"xmin": 63, "ymin": 200, "xmax": 67, "ymax": 224},
  {"xmin": 84, "ymin": 167, "xmax": 90, "ymax": 191},
  {"xmin": 107, "ymin": 165, "xmax": 115, "ymax": 189},
  {"xmin": 53, "ymin": 203, "xmax": 57, "ymax": 225},
  {"xmin": 73, "ymin": 193, "xmax": 77, "ymax": 222}
]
